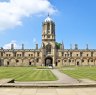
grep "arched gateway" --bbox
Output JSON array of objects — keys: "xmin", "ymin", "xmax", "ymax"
[{"xmin": 45, "ymin": 57, "xmax": 53, "ymax": 66}]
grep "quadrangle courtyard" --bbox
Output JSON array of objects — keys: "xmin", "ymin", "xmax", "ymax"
[{"xmin": 0, "ymin": 66, "xmax": 96, "ymax": 81}]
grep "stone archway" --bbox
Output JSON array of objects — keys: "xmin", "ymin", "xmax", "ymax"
[
  {"xmin": 45, "ymin": 57, "xmax": 53, "ymax": 66},
  {"xmin": 77, "ymin": 61, "xmax": 79, "ymax": 66}
]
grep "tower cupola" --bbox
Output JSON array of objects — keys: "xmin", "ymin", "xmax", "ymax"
[
  {"xmin": 44, "ymin": 16, "xmax": 53, "ymax": 22},
  {"xmin": 42, "ymin": 15, "xmax": 55, "ymax": 41}
]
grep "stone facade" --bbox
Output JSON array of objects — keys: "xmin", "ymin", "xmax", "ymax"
[{"xmin": 0, "ymin": 16, "xmax": 96, "ymax": 67}]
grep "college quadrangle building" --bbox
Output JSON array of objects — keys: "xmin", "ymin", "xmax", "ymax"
[{"xmin": 0, "ymin": 16, "xmax": 96, "ymax": 67}]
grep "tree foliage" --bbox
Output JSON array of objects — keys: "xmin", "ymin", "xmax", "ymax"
[{"xmin": 56, "ymin": 42, "xmax": 62, "ymax": 49}]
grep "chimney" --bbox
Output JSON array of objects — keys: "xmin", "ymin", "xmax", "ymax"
[
  {"xmin": 75, "ymin": 44, "xmax": 78, "ymax": 50},
  {"xmin": 36, "ymin": 44, "xmax": 38, "ymax": 50},
  {"xmin": 70, "ymin": 44, "xmax": 72, "ymax": 49},
  {"xmin": 1, "ymin": 47, "xmax": 3, "ymax": 50},
  {"xmin": 62, "ymin": 41, "xmax": 64, "ymax": 50},
  {"xmin": 86, "ymin": 44, "xmax": 89, "ymax": 50},
  {"xmin": 22, "ymin": 44, "xmax": 24, "ymax": 50},
  {"xmin": 11, "ymin": 44, "xmax": 14, "ymax": 50}
]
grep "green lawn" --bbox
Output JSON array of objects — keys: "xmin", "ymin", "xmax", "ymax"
[
  {"xmin": 60, "ymin": 66, "xmax": 96, "ymax": 80},
  {"xmin": 0, "ymin": 67, "xmax": 57, "ymax": 81}
]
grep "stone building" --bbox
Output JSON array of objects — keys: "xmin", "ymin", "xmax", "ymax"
[{"xmin": 0, "ymin": 16, "xmax": 96, "ymax": 67}]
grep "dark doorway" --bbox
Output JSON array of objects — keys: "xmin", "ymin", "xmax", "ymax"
[
  {"xmin": 0, "ymin": 59, "xmax": 1, "ymax": 66},
  {"xmin": 77, "ymin": 61, "xmax": 79, "ymax": 66},
  {"xmin": 7, "ymin": 61, "xmax": 9, "ymax": 66},
  {"xmin": 56, "ymin": 62, "xmax": 57, "ymax": 66},
  {"xmin": 45, "ymin": 57, "xmax": 53, "ymax": 66},
  {"xmin": 29, "ymin": 62, "xmax": 31, "ymax": 65}
]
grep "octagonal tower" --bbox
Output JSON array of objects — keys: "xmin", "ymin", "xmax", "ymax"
[{"xmin": 41, "ymin": 15, "xmax": 56, "ymax": 67}]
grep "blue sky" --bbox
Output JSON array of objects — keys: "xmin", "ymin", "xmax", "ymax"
[{"xmin": 0, "ymin": 0, "xmax": 96, "ymax": 49}]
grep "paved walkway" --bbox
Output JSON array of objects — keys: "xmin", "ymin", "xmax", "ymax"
[
  {"xmin": 15, "ymin": 69, "xmax": 79, "ymax": 84},
  {"xmin": 51, "ymin": 69, "xmax": 79, "ymax": 83},
  {"xmin": 0, "ymin": 87, "xmax": 96, "ymax": 95}
]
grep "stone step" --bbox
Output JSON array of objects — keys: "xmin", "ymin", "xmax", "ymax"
[{"xmin": 0, "ymin": 79, "xmax": 14, "ymax": 85}]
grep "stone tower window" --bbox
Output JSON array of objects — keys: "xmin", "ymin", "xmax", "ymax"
[
  {"xmin": 47, "ymin": 35, "xmax": 50, "ymax": 38},
  {"xmin": 46, "ymin": 44, "xmax": 51, "ymax": 54},
  {"xmin": 47, "ymin": 23, "xmax": 50, "ymax": 32}
]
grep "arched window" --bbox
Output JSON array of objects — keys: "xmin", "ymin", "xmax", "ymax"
[
  {"xmin": 46, "ymin": 44, "xmax": 51, "ymax": 54},
  {"xmin": 47, "ymin": 23, "xmax": 50, "ymax": 32}
]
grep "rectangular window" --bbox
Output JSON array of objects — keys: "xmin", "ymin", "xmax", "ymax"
[
  {"xmin": 31, "ymin": 54, "xmax": 33, "ymax": 56},
  {"xmin": 91, "ymin": 60, "xmax": 93, "ymax": 62},
  {"xmin": 64, "ymin": 60, "xmax": 67, "ymax": 62},
  {"xmin": 58, "ymin": 60, "xmax": 60, "ymax": 62},
  {"xmin": 91, "ymin": 52, "xmax": 93, "ymax": 57},
  {"xmin": 37, "ymin": 52, "xmax": 39, "ymax": 56},
  {"xmin": 69, "ymin": 59, "xmax": 71, "ymax": 62},
  {"xmin": 62, "ymin": 52, "xmax": 63, "ymax": 56},
  {"xmin": 82, "ymin": 59, "xmax": 84, "ymax": 62},
  {"xmin": 47, "ymin": 23, "xmax": 50, "ymax": 31},
  {"xmin": 16, "ymin": 60, "xmax": 19, "ymax": 63},
  {"xmin": 14, "ymin": 52, "xmax": 16, "ymax": 57},
  {"xmin": 47, "ymin": 35, "xmax": 50, "ymax": 38},
  {"xmin": 1, "ymin": 52, "xmax": 3, "ymax": 56},
  {"xmin": 80, "ymin": 52, "xmax": 82, "ymax": 57},
  {"xmin": 37, "ymin": 59, "xmax": 39, "ymax": 62},
  {"xmin": 17, "ymin": 54, "xmax": 21, "ymax": 57},
  {"xmin": 70, "ymin": 52, "xmax": 72, "ymax": 57},
  {"xmin": 6, "ymin": 54, "xmax": 8, "ymax": 57}
]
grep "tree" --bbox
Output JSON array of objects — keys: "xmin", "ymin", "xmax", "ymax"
[{"xmin": 56, "ymin": 42, "xmax": 62, "ymax": 49}]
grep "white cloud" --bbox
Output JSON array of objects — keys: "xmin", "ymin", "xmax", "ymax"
[
  {"xmin": 3, "ymin": 40, "xmax": 21, "ymax": 49},
  {"xmin": 0, "ymin": 0, "xmax": 57, "ymax": 31}
]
